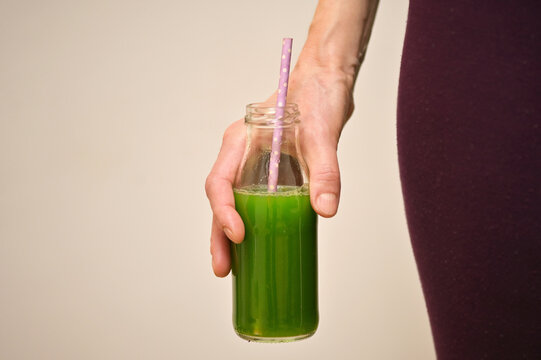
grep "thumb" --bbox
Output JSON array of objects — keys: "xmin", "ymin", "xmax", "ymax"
[{"xmin": 304, "ymin": 140, "xmax": 341, "ymax": 218}]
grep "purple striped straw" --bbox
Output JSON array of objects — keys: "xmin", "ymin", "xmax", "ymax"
[{"xmin": 267, "ymin": 38, "xmax": 293, "ymax": 192}]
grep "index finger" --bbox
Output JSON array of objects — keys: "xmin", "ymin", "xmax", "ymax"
[{"xmin": 205, "ymin": 120, "xmax": 246, "ymax": 244}]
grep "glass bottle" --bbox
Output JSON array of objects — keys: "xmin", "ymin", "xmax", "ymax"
[{"xmin": 231, "ymin": 103, "xmax": 319, "ymax": 342}]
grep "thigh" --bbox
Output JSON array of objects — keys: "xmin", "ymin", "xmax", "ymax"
[{"xmin": 397, "ymin": 1, "xmax": 541, "ymax": 358}]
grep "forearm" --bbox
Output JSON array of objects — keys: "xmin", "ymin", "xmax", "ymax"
[{"xmin": 295, "ymin": 0, "xmax": 379, "ymax": 88}]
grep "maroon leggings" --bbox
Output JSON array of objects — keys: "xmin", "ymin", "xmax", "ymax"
[{"xmin": 397, "ymin": 1, "xmax": 540, "ymax": 358}]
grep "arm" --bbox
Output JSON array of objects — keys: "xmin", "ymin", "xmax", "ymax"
[
  {"xmin": 299, "ymin": 0, "xmax": 379, "ymax": 86},
  {"xmin": 205, "ymin": 0, "xmax": 379, "ymax": 277}
]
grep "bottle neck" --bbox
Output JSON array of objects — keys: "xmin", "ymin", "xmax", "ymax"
[
  {"xmin": 235, "ymin": 103, "xmax": 308, "ymax": 190},
  {"xmin": 245, "ymin": 103, "xmax": 300, "ymax": 127}
]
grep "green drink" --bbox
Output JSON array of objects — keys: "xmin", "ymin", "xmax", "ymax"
[
  {"xmin": 231, "ymin": 103, "xmax": 318, "ymax": 342},
  {"xmin": 231, "ymin": 185, "xmax": 318, "ymax": 342}
]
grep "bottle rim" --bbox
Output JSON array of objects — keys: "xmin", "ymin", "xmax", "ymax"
[{"xmin": 245, "ymin": 103, "xmax": 300, "ymax": 127}]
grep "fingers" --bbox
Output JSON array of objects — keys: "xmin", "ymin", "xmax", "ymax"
[
  {"xmin": 288, "ymin": 69, "xmax": 350, "ymax": 218},
  {"xmin": 205, "ymin": 175, "xmax": 245, "ymax": 244},
  {"xmin": 306, "ymin": 143, "xmax": 341, "ymax": 218},
  {"xmin": 205, "ymin": 120, "xmax": 246, "ymax": 277},
  {"xmin": 210, "ymin": 215, "xmax": 231, "ymax": 277},
  {"xmin": 302, "ymin": 126, "xmax": 341, "ymax": 218},
  {"xmin": 205, "ymin": 120, "xmax": 245, "ymax": 243}
]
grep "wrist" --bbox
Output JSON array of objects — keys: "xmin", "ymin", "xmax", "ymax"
[
  {"xmin": 294, "ymin": 0, "xmax": 379, "ymax": 91},
  {"xmin": 308, "ymin": 38, "xmax": 360, "ymax": 75},
  {"xmin": 293, "ymin": 48, "xmax": 357, "ymax": 92},
  {"xmin": 288, "ymin": 56, "xmax": 356, "ymax": 130}
]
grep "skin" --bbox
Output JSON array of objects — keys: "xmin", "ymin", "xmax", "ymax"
[{"xmin": 205, "ymin": 0, "xmax": 379, "ymax": 277}]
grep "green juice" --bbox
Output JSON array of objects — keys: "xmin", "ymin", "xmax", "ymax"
[{"xmin": 231, "ymin": 185, "xmax": 318, "ymax": 342}]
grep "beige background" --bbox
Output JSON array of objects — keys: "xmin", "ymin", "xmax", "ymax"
[{"xmin": 0, "ymin": 0, "xmax": 436, "ymax": 359}]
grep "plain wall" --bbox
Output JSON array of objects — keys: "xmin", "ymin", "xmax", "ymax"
[{"xmin": 0, "ymin": 0, "xmax": 436, "ymax": 359}]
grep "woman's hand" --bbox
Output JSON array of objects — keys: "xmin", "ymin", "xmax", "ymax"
[
  {"xmin": 205, "ymin": 0, "xmax": 379, "ymax": 276},
  {"xmin": 205, "ymin": 63, "xmax": 355, "ymax": 277}
]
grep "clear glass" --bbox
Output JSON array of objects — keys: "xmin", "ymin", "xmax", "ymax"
[
  {"xmin": 231, "ymin": 103, "xmax": 319, "ymax": 342},
  {"xmin": 235, "ymin": 103, "xmax": 307, "ymax": 189}
]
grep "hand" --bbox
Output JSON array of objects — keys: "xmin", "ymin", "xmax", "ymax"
[{"xmin": 205, "ymin": 64, "xmax": 355, "ymax": 277}]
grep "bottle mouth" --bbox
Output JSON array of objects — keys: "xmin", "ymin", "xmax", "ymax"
[{"xmin": 245, "ymin": 103, "xmax": 300, "ymax": 127}]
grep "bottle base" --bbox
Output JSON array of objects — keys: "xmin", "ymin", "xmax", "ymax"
[{"xmin": 234, "ymin": 330, "xmax": 316, "ymax": 343}]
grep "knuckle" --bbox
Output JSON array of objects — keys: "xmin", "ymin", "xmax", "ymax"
[
  {"xmin": 222, "ymin": 124, "xmax": 238, "ymax": 143},
  {"xmin": 346, "ymin": 100, "xmax": 355, "ymax": 121},
  {"xmin": 204, "ymin": 174, "xmax": 216, "ymax": 198},
  {"xmin": 222, "ymin": 120, "xmax": 244, "ymax": 145},
  {"xmin": 313, "ymin": 166, "xmax": 341, "ymax": 185}
]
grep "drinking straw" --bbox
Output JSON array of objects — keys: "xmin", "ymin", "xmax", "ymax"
[{"xmin": 267, "ymin": 38, "xmax": 293, "ymax": 192}]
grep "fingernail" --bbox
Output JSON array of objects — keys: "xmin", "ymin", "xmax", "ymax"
[
  {"xmin": 317, "ymin": 193, "xmax": 337, "ymax": 216},
  {"xmin": 223, "ymin": 227, "xmax": 234, "ymax": 240}
]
